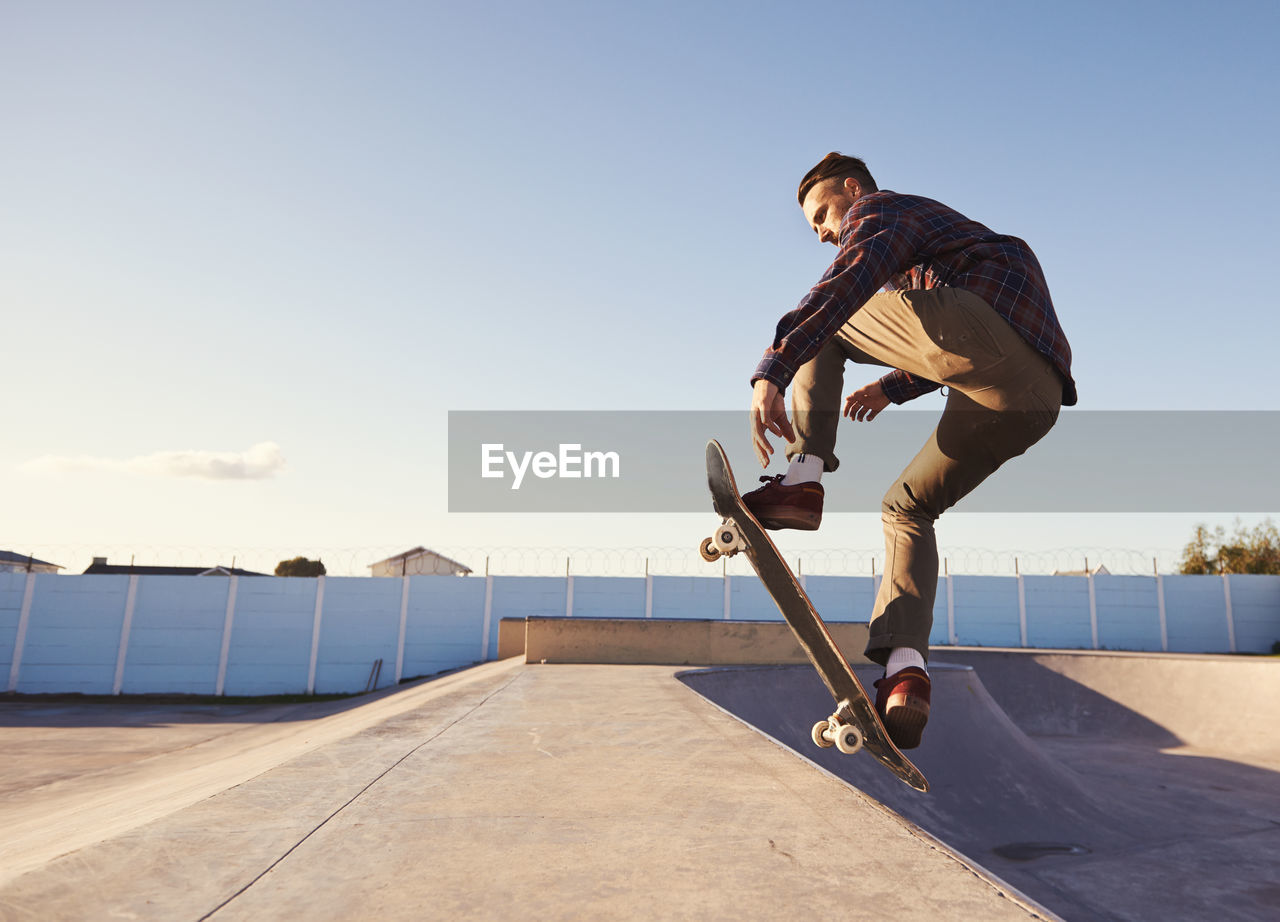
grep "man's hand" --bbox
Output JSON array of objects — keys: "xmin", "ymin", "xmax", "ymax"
[
  {"xmin": 750, "ymin": 378, "xmax": 795, "ymax": 468},
  {"xmin": 844, "ymin": 380, "xmax": 890, "ymax": 422}
]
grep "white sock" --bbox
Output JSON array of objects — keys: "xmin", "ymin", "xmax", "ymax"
[
  {"xmin": 781, "ymin": 453, "xmax": 823, "ymax": 486},
  {"xmin": 886, "ymin": 647, "xmax": 926, "ymax": 675}
]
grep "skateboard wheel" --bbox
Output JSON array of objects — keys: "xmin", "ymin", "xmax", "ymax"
[
  {"xmin": 711, "ymin": 522, "xmax": 743, "ymax": 556},
  {"xmin": 699, "ymin": 537, "xmax": 720, "ymax": 562},
  {"xmin": 833, "ymin": 723, "xmax": 864, "ymax": 755},
  {"xmin": 812, "ymin": 720, "xmax": 834, "ymax": 749}
]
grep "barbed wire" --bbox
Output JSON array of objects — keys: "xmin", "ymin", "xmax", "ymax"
[{"xmin": 1, "ymin": 543, "xmax": 1188, "ymax": 577}]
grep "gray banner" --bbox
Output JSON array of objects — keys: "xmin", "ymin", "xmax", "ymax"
[{"xmin": 448, "ymin": 411, "xmax": 1280, "ymax": 513}]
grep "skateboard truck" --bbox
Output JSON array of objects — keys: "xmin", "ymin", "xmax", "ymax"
[
  {"xmin": 700, "ymin": 519, "xmax": 748, "ymax": 561},
  {"xmin": 811, "ymin": 700, "xmax": 865, "ymax": 755}
]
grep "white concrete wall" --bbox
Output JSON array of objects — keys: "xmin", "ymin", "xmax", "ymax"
[{"xmin": 1, "ymin": 571, "xmax": 1276, "ymax": 695}]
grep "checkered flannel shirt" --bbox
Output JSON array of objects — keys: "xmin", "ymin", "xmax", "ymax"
[{"xmin": 753, "ymin": 190, "xmax": 1077, "ymax": 406}]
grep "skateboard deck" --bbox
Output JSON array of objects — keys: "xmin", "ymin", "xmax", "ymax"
[{"xmin": 700, "ymin": 439, "xmax": 929, "ymax": 793}]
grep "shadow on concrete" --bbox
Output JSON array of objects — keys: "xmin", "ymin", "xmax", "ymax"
[{"xmin": 679, "ymin": 657, "xmax": 1280, "ymax": 922}]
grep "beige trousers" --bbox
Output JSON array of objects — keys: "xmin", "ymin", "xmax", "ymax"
[{"xmin": 788, "ymin": 288, "xmax": 1063, "ymax": 666}]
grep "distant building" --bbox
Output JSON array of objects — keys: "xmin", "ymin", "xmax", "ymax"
[
  {"xmin": 1052, "ymin": 564, "xmax": 1111, "ymax": 576},
  {"xmin": 82, "ymin": 557, "xmax": 268, "ymax": 577},
  {"xmin": 0, "ymin": 550, "xmax": 63, "ymax": 575},
  {"xmin": 369, "ymin": 547, "xmax": 473, "ymax": 577}
]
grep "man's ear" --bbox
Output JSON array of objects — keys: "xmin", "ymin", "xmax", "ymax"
[{"xmin": 843, "ymin": 176, "xmax": 862, "ymax": 199}]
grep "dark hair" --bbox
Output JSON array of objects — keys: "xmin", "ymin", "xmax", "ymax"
[{"xmin": 797, "ymin": 152, "xmax": 877, "ymax": 205}]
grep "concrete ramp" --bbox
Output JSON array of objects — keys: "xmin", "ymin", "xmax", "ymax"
[
  {"xmin": 680, "ymin": 665, "xmax": 1138, "ymax": 855},
  {"xmin": 679, "ymin": 654, "xmax": 1280, "ymax": 922},
  {"xmin": 929, "ymin": 649, "xmax": 1280, "ymax": 763}
]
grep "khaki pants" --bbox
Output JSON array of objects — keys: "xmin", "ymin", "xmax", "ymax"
[{"xmin": 788, "ymin": 288, "xmax": 1062, "ymax": 666}]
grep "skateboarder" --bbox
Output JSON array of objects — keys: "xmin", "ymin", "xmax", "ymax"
[{"xmin": 744, "ymin": 152, "xmax": 1076, "ymax": 749}]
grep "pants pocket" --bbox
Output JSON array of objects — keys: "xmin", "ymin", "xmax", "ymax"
[{"xmin": 952, "ymin": 292, "xmax": 1008, "ymax": 361}]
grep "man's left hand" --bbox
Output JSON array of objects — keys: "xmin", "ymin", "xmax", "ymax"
[
  {"xmin": 844, "ymin": 380, "xmax": 890, "ymax": 422},
  {"xmin": 750, "ymin": 378, "xmax": 795, "ymax": 467}
]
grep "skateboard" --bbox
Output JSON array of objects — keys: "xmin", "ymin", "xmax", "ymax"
[{"xmin": 699, "ymin": 438, "xmax": 929, "ymax": 793}]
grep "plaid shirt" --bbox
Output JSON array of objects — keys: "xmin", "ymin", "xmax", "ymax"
[{"xmin": 753, "ymin": 190, "xmax": 1077, "ymax": 406}]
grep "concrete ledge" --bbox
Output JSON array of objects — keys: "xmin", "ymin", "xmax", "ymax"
[
  {"xmin": 497, "ymin": 617, "xmax": 526, "ymax": 660},
  {"xmin": 523, "ymin": 617, "xmax": 872, "ymax": 666}
]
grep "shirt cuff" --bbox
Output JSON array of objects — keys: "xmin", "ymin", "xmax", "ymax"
[
  {"xmin": 879, "ymin": 369, "xmax": 940, "ymax": 404},
  {"xmin": 751, "ymin": 352, "xmax": 794, "ymax": 391}
]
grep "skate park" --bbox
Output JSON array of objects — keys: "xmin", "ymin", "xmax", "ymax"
[
  {"xmin": 10, "ymin": 1, "xmax": 1280, "ymax": 918},
  {"xmin": 2, "ymin": 604, "xmax": 1278, "ymax": 922}
]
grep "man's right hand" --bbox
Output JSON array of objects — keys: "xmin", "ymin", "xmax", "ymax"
[{"xmin": 750, "ymin": 378, "xmax": 796, "ymax": 468}]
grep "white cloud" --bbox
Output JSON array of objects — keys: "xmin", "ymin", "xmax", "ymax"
[{"xmin": 21, "ymin": 442, "xmax": 287, "ymax": 481}]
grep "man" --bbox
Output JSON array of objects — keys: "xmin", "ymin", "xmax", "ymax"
[{"xmin": 745, "ymin": 152, "xmax": 1075, "ymax": 749}]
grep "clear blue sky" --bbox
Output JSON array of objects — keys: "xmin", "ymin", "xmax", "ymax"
[{"xmin": 4, "ymin": 1, "xmax": 1278, "ymax": 574}]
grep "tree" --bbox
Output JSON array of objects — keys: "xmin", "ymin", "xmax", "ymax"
[
  {"xmin": 275, "ymin": 556, "xmax": 327, "ymax": 577},
  {"xmin": 1180, "ymin": 525, "xmax": 1217, "ymax": 574},
  {"xmin": 1178, "ymin": 519, "xmax": 1280, "ymax": 575}
]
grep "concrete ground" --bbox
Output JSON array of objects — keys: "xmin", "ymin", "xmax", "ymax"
[
  {"xmin": 3, "ymin": 638, "xmax": 1274, "ymax": 922},
  {"xmin": 0, "ymin": 659, "xmax": 1051, "ymax": 922}
]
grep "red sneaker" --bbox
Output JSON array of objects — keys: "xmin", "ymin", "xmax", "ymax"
[
  {"xmin": 874, "ymin": 667, "xmax": 931, "ymax": 750},
  {"xmin": 741, "ymin": 475, "xmax": 824, "ymax": 531}
]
